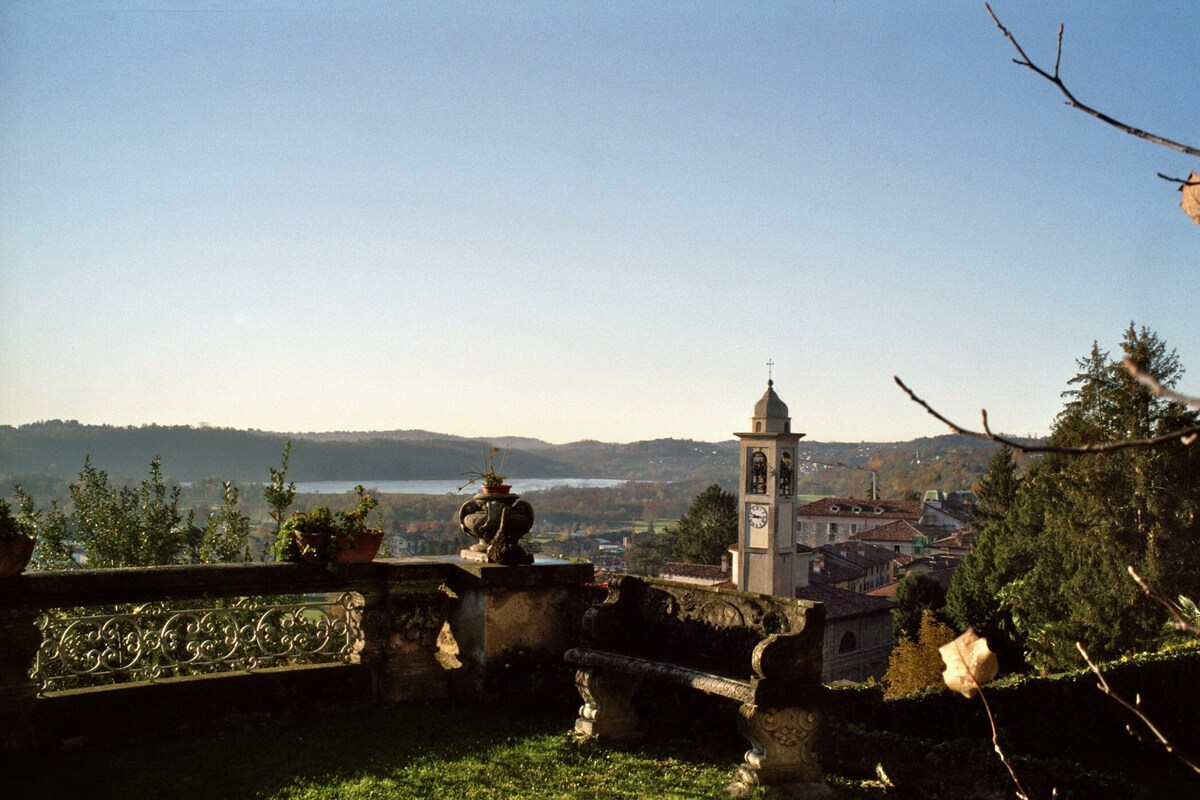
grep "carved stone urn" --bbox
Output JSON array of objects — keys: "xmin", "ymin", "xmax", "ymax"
[{"xmin": 457, "ymin": 490, "xmax": 534, "ymax": 566}]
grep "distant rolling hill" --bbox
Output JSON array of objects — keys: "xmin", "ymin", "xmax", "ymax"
[
  {"xmin": 0, "ymin": 422, "xmax": 573, "ymax": 483},
  {"xmin": 0, "ymin": 421, "xmax": 1031, "ymax": 496}
]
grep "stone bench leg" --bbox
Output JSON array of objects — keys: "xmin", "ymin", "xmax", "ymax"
[
  {"xmin": 573, "ymin": 668, "xmax": 642, "ymax": 738},
  {"xmin": 736, "ymin": 703, "xmax": 821, "ymax": 787}
]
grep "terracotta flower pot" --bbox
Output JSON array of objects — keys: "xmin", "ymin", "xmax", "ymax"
[
  {"xmin": 0, "ymin": 537, "xmax": 36, "ymax": 578},
  {"xmin": 293, "ymin": 530, "xmax": 384, "ymax": 564},
  {"xmin": 481, "ymin": 484, "xmax": 513, "ymax": 495},
  {"xmin": 332, "ymin": 530, "xmax": 384, "ymax": 563}
]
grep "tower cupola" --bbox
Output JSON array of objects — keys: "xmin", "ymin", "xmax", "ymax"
[{"xmin": 750, "ymin": 380, "xmax": 791, "ymax": 434}]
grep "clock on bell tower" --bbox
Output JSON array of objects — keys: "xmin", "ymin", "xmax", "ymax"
[{"xmin": 735, "ymin": 370, "xmax": 804, "ymax": 597}]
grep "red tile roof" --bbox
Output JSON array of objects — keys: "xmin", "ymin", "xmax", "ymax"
[
  {"xmin": 659, "ymin": 562, "xmax": 729, "ymax": 581},
  {"xmin": 795, "ymin": 583, "xmax": 895, "ymax": 621},
  {"xmin": 930, "ymin": 530, "xmax": 977, "ymax": 550},
  {"xmin": 848, "ymin": 520, "xmax": 919, "ymax": 542},
  {"xmin": 821, "ymin": 541, "xmax": 900, "ymax": 569},
  {"xmin": 809, "ymin": 559, "xmax": 862, "ymax": 586},
  {"xmin": 925, "ymin": 505, "xmax": 974, "ymax": 525},
  {"xmin": 796, "ymin": 497, "xmax": 923, "ymax": 520}
]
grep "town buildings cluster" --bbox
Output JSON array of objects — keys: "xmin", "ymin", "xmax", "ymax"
[
  {"xmin": 408, "ymin": 379, "xmax": 979, "ymax": 683},
  {"xmin": 661, "ymin": 380, "xmax": 976, "ymax": 682}
]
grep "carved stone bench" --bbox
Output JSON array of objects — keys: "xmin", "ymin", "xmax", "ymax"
[{"xmin": 564, "ymin": 575, "xmax": 825, "ymax": 788}]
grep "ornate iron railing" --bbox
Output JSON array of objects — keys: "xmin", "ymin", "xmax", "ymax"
[
  {"xmin": 0, "ymin": 560, "xmax": 596, "ymax": 755},
  {"xmin": 31, "ymin": 593, "xmax": 363, "ymax": 693}
]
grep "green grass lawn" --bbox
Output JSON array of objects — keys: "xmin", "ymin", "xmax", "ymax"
[{"xmin": 5, "ymin": 703, "xmax": 885, "ymax": 800}]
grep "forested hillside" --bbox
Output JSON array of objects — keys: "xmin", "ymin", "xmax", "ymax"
[
  {"xmin": 0, "ymin": 420, "xmax": 1010, "ymax": 498},
  {"xmin": 0, "ymin": 422, "xmax": 573, "ymax": 483}
]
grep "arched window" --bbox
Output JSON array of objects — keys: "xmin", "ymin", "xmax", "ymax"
[
  {"xmin": 838, "ymin": 631, "xmax": 858, "ymax": 653},
  {"xmin": 778, "ymin": 452, "xmax": 793, "ymax": 496},
  {"xmin": 749, "ymin": 451, "xmax": 767, "ymax": 494}
]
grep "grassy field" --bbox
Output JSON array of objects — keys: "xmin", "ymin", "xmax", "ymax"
[
  {"xmin": 630, "ymin": 519, "xmax": 677, "ymax": 533},
  {"xmin": 5, "ymin": 703, "xmax": 884, "ymax": 800}
]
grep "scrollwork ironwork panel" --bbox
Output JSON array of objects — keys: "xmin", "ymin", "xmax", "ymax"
[{"xmin": 31, "ymin": 593, "xmax": 364, "ymax": 694}]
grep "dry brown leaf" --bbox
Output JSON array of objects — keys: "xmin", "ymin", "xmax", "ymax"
[
  {"xmin": 1182, "ymin": 170, "xmax": 1200, "ymax": 226},
  {"xmin": 939, "ymin": 628, "xmax": 999, "ymax": 698}
]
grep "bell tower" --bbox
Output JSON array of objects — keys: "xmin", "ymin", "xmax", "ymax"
[{"xmin": 735, "ymin": 367, "xmax": 804, "ymax": 597}]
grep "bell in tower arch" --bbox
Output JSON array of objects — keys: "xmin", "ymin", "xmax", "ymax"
[{"xmin": 779, "ymin": 451, "xmax": 793, "ymax": 496}]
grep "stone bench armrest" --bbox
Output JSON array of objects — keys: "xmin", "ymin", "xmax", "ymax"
[
  {"xmin": 751, "ymin": 605, "xmax": 825, "ymax": 685},
  {"xmin": 578, "ymin": 596, "xmax": 627, "ymax": 649}
]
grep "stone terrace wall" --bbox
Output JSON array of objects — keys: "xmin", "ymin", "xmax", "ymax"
[{"xmin": 0, "ymin": 557, "xmax": 594, "ymax": 752}]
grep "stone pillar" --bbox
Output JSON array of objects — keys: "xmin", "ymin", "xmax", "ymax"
[
  {"xmin": 442, "ymin": 557, "xmax": 594, "ymax": 704},
  {"xmin": 359, "ymin": 571, "xmax": 451, "ymax": 704}
]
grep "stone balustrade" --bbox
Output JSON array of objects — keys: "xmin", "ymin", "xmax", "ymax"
[{"xmin": 0, "ymin": 557, "xmax": 594, "ymax": 752}]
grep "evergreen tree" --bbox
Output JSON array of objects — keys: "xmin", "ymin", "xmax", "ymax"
[
  {"xmin": 973, "ymin": 447, "xmax": 1020, "ymax": 526},
  {"xmin": 945, "ymin": 446, "xmax": 1027, "ymax": 669},
  {"xmin": 964, "ymin": 325, "xmax": 1200, "ymax": 672},
  {"xmin": 669, "ymin": 483, "xmax": 737, "ymax": 565},
  {"xmin": 892, "ymin": 572, "xmax": 948, "ymax": 641},
  {"xmin": 625, "ymin": 529, "xmax": 677, "ymax": 577}
]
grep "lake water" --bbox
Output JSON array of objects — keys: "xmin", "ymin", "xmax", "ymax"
[{"xmin": 293, "ymin": 478, "xmax": 631, "ymax": 496}]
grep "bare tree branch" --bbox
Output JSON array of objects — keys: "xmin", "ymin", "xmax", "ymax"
[
  {"xmin": 1122, "ymin": 358, "xmax": 1200, "ymax": 411},
  {"xmin": 1127, "ymin": 565, "xmax": 1200, "ymax": 637},
  {"xmin": 976, "ymin": 686, "xmax": 1032, "ymax": 800},
  {"xmin": 894, "ymin": 376, "xmax": 1200, "ymax": 454},
  {"xmin": 985, "ymin": 4, "xmax": 1200, "ymax": 159},
  {"xmin": 1158, "ymin": 174, "xmax": 1200, "ymax": 187},
  {"xmin": 1077, "ymin": 642, "xmax": 1200, "ymax": 775}
]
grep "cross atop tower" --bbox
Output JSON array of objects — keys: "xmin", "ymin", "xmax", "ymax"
[{"xmin": 766, "ymin": 358, "xmax": 775, "ymax": 384}]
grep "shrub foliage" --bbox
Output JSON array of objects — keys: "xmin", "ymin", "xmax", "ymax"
[{"xmin": 883, "ymin": 608, "xmax": 957, "ymax": 699}]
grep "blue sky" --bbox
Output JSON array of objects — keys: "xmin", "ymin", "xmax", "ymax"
[{"xmin": 2, "ymin": 2, "xmax": 1197, "ymax": 444}]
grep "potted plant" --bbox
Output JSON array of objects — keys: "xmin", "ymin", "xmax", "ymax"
[
  {"xmin": 458, "ymin": 446, "xmax": 511, "ymax": 494},
  {"xmin": 0, "ymin": 498, "xmax": 36, "ymax": 577},
  {"xmin": 273, "ymin": 485, "xmax": 384, "ymax": 564}
]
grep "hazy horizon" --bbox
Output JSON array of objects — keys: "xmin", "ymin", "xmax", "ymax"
[{"xmin": 4, "ymin": 416, "xmax": 1028, "ymax": 449}]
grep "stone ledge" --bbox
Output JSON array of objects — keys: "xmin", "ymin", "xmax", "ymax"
[
  {"xmin": 437, "ymin": 556, "xmax": 594, "ymax": 590},
  {"xmin": 0, "ymin": 557, "xmax": 594, "ymax": 613},
  {"xmin": 0, "ymin": 561, "xmax": 457, "ymax": 610},
  {"xmin": 0, "ymin": 561, "xmax": 468, "ymax": 609}
]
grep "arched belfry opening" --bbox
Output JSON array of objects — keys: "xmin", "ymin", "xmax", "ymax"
[{"xmin": 749, "ymin": 451, "xmax": 767, "ymax": 494}]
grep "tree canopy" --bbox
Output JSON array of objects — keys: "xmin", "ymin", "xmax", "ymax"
[
  {"xmin": 947, "ymin": 325, "xmax": 1200, "ymax": 672},
  {"xmin": 883, "ymin": 608, "xmax": 958, "ymax": 699},
  {"xmin": 892, "ymin": 572, "xmax": 948, "ymax": 642},
  {"xmin": 669, "ymin": 483, "xmax": 738, "ymax": 565}
]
